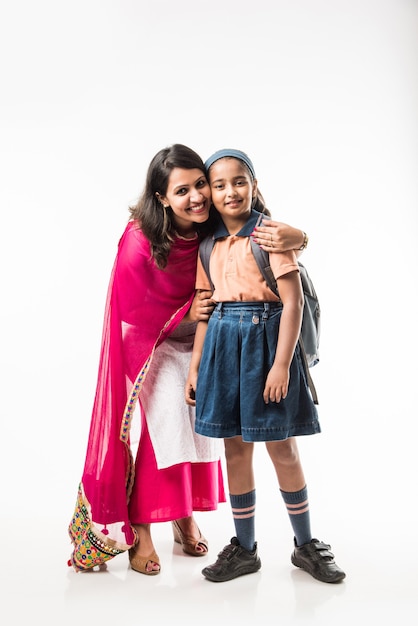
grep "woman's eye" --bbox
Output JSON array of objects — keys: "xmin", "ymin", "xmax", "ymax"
[{"xmin": 176, "ymin": 187, "xmax": 187, "ymax": 195}]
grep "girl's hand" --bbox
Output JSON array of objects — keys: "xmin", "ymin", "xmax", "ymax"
[
  {"xmin": 184, "ymin": 289, "xmax": 215, "ymax": 322},
  {"xmin": 252, "ymin": 220, "xmax": 305, "ymax": 253},
  {"xmin": 185, "ymin": 373, "xmax": 197, "ymax": 406},
  {"xmin": 263, "ymin": 364, "xmax": 290, "ymax": 403}
]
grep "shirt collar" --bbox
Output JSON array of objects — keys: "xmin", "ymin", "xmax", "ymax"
[{"xmin": 212, "ymin": 209, "xmax": 264, "ymax": 240}]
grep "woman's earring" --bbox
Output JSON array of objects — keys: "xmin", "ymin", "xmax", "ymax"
[
  {"xmin": 161, "ymin": 203, "xmax": 170, "ymax": 230},
  {"xmin": 157, "ymin": 197, "xmax": 169, "ymax": 210}
]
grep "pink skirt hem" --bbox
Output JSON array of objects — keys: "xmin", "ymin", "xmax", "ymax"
[{"xmin": 128, "ymin": 416, "xmax": 226, "ymax": 523}]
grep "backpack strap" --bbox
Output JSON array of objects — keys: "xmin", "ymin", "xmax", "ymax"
[
  {"xmin": 198, "ymin": 235, "xmax": 215, "ymax": 291},
  {"xmin": 249, "ymin": 237, "xmax": 279, "ymax": 297},
  {"xmin": 298, "ymin": 336, "xmax": 319, "ymax": 405},
  {"xmin": 250, "ymin": 238, "xmax": 319, "ymax": 404}
]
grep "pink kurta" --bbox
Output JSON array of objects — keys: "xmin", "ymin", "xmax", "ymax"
[{"xmin": 68, "ymin": 221, "xmax": 225, "ymax": 571}]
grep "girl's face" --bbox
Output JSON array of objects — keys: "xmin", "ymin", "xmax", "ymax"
[
  {"xmin": 158, "ymin": 167, "xmax": 211, "ymax": 235},
  {"xmin": 208, "ymin": 158, "xmax": 257, "ymax": 223}
]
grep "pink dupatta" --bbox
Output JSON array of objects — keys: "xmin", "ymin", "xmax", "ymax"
[{"xmin": 68, "ymin": 221, "xmax": 200, "ymax": 570}]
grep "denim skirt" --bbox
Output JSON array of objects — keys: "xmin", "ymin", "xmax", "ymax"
[{"xmin": 195, "ymin": 302, "xmax": 321, "ymax": 442}]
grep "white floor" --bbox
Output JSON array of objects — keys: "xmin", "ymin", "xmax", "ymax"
[{"xmin": 3, "ymin": 435, "xmax": 417, "ymax": 626}]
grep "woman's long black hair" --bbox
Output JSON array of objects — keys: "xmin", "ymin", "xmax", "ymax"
[{"xmin": 129, "ymin": 144, "xmax": 217, "ymax": 269}]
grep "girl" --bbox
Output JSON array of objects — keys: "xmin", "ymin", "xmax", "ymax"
[
  {"xmin": 185, "ymin": 148, "xmax": 345, "ymax": 583},
  {"xmin": 68, "ymin": 144, "xmax": 305, "ymax": 576}
]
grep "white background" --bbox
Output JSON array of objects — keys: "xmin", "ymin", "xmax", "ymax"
[{"xmin": 0, "ymin": 1, "xmax": 417, "ymax": 623}]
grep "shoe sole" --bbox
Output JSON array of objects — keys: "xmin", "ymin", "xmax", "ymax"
[
  {"xmin": 291, "ymin": 555, "xmax": 345, "ymax": 583},
  {"xmin": 202, "ymin": 561, "xmax": 261, "ymax": 583}
]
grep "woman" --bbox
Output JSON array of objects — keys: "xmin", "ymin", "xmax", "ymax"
[{"xmin": 68, "ymin": 144, "xmax": 307, "ymax": 575}]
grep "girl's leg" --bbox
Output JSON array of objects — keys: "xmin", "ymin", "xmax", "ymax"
[
  {"xmin": 265, "ymin": 438, "xmax": 312, "ymax": 546},
  {"xmin": 201, "ymin": 437, "xmax": 261, "ymax": 582},
  {"xmin": 265, "ymin": 437, "xmax": 305, "ymax": 491},
  {"xmin": 224, "ymin": 437, "xmax": 256, "ymax": 552},
  {"xmin": 266, "ymin": 438, "xmax": 346, "ymax": 583},
  {"xmin": 225, "ymin": 437, "xmax": 255, "ymax": 493}
]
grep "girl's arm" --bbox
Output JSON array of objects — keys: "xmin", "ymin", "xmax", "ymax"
[
  {"xmin": 263, "ymin": 270, "xmax": 304, "ymax": 404},
  {"xmin": 252, "ymin": 220, "xmax": 307, "ymax": 257},
  {"xmin": 185, "ymin": 320, "xmax": 209, "ymax": 406}
]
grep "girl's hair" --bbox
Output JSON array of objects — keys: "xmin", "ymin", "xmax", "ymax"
[
  {"xmin": 129, "ymin": 144, "xmax": 216, "ymax": 269},
  {"xmin": 206, "ymin": 155, "xmax": 271, "ymax": 218}
]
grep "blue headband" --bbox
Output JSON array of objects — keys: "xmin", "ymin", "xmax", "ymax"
[{"xmin": 204, "ymin": 149, "xmax": 256, "ymax": 179}]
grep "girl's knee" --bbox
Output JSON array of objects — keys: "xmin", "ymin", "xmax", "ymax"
[
  {"xmin": 224, "ymin": 438, "xmax": 253, "ymax": 463},
  {"xmin": 266, "ymin": 439, "xmax": 299, "ymax": 465}
]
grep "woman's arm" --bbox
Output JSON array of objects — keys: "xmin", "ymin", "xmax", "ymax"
[
  {"xmin": 263, "ymin": 270, "xmax": 304, "ymax": 404},
  {"xmin": 182, "ymin": 289, "xmax": 215, "ymax": 323},
  {"xmin": 252, "ymin": 220, "xmax": 308, "ymax": 257}
]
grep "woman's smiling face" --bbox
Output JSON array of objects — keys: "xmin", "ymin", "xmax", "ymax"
[{"xmin": 159, "ymin": 167, "xmax": 211, "ymax": 234}]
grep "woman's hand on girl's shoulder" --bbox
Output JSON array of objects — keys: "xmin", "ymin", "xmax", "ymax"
[{"xmin": 252, "ymin": 220, "xmax": 305, "ymax": 253}]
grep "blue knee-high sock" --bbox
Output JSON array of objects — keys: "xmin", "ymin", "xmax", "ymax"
[
  {"xmin": 230, "ymin": 490, "xmax": 256, "ymax": 552},
  {"xmin": 281, "ymin": 485, "xmax": 312, "ymax": 547}
]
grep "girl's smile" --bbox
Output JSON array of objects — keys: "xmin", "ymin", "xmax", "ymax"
[{"xmin": 208, "ymin": 157, "xmax": 257, "ymax": 231}]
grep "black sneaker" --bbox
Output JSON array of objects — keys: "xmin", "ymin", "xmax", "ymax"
[
  {"xmin": 202, "ymin": 537, "xmax": 261, "ymax": 582},
  {"xmin": 291, "ymin": 538, "xmax": 346, "ymax": 583}
]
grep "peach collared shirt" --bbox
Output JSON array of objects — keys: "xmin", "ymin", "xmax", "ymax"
[{"xmin": 196, "ymin": 235, "xmax": 299, "ymax": 302}]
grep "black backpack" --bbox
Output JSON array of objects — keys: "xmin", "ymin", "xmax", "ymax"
[{"xmin": 199, "ymin": 235, "xmax": 320, "ymax": 404}]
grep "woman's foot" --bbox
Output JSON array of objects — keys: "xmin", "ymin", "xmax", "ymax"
[
  {"xmin": 129, "ymin": 524, "xmax": 160, "ymax": 575},
  {"xmin": 172, "ymin": 516, "xmax": 208, "ymax": 556}
]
